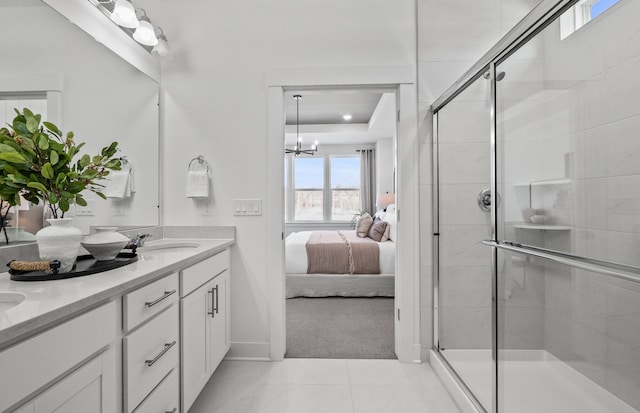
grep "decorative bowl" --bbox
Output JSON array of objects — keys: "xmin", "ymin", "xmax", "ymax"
[
  {"xmin": 81, "ymin": 227, "xmax": 130, "ymax": 261},
  {"xmin": 81, "ymin": 241, "xmax": 128, "ymax": 261}
]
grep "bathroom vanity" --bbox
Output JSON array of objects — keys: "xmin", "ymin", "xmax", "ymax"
[{"xmin": 0, "ymin": 234, "xmax": 234, "ymax": 413}]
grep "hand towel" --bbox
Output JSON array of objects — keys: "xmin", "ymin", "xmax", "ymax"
[
  {"xmin": 186, "ymin": 170, "xmax": 209, "ymax": 198},
  {"xmin": 104, "ymin": 170, "xmax": 130, "ymax": 199}
]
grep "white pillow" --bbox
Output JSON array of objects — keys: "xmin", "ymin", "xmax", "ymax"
[{"xmin": 382, "ymin": 210, "xmax": 396, "ymax": 242}]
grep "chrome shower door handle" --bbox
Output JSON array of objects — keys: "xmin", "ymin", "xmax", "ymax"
[{"xmin": 477, "ymin": 188, "xmax": 492, "ymax": 212}]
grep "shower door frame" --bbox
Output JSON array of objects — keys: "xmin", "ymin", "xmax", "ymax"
[{"xmin": 431, "ymin": 1, "xmax": 587, "ymax": 412}]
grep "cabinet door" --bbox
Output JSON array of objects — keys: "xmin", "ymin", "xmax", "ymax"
[
  {"xmin": 210, "ymin": 270, "xmax": 229, "ymax": 372},
  {"xmin": 180, "ymin": 281, "xmax": 212, "ymax": 413},
  {"xmin": 32, "ymin": 354, "xmax": 110, "ymax": 413}
]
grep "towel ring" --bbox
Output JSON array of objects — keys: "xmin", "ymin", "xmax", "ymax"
[{"xmin": 188, "ymin": 155, "xmax": 209, "ymax": 172}]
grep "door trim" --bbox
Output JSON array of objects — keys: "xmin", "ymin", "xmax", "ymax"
[{"xmin": 266, "ymin": 65, "xmax": 420, "ymax": 362}]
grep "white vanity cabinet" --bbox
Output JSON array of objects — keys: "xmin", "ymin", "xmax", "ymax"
[
  {"xmin": 0, "ymin": 301, "xmax": 117, "ymax": 413},
  {"xmin": 180, "ymin": 250, "xmax": 230, "ymax": 412}
]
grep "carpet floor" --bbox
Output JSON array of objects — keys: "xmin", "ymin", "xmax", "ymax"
[{"xmin": 285, "ymin": 297, "xmax": 395, "ymax": 359}]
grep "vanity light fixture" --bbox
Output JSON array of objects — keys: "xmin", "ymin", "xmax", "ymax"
[
  {"xmin": 151, "ymin": 27, "xmax": 171, "ymax": 57},
  {"xmin": 110, "ymin": 0, "xmax": 138, "ymax": 28},
  {"xmin": 285, "ymin": 95, "xmax": 318, "ymax": 156},
  {"xmin": 132, "ymin": 11, "xmax": 158, "ymax": 46}
]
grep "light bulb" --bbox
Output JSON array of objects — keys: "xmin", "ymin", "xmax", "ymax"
[
  {"xmin": 110, "ymin": 0, "xmax": 138, "ymax": 28},
  {"xmin": 342, "ymin": 114, "xmax": 352, "ymax": 121},
  {"xmin": 152, "ymin": 34, "xmax": 171, "ymax": 57},
  {"xmin": 133, "ymin": 17, "xmax": 158, "ymax": 46}
]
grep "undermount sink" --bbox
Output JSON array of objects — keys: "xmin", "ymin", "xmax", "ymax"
[
  {"xmin": 138, "ymin": 242, "xmax": 200, "ymax": 252},
  {"xmin": 0, "ymin": 291, "xmax": 27, "ymax": 313}
]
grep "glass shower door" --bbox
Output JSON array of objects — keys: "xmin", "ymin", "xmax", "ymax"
[
  {"xmin": 495, "ymin": 0, "xmax": 640, "ymax": 411},
  {"xmin": 436, "ymin": 74, "xmax": 494, "ymax": 412}
]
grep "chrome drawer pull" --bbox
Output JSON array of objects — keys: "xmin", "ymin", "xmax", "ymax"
[
  {"xmin": 165, "ymin": 409, "xmax": 177, "ymax": 413},
  {"xmin": 214, "ymin": 284, "xmax": 219, "ymax": 315},
  {"xmin": 145, "ymin": 340, "xmax": 177, "ymax": 367},
  {"xmin": 144, "ymin": 290, "xmax": 176, "ymax": 308}
]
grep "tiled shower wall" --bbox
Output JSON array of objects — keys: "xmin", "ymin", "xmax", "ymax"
[{"xmin": 417, "ymin": 0, "xmax": 542, "ymax": 356}]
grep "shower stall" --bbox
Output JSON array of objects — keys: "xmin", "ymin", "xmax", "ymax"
[{"xmin": 432, "ymin": 0, "xmax": 640, "ymax": 412}]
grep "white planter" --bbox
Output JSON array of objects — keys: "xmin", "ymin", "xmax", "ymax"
[
  {"xmin": 81, "ymin": 227, "xmax": 129, "ymax": 261},
  {"xmin": 36, "ymin": 218, "xmax": 82, "ymax": 273}
]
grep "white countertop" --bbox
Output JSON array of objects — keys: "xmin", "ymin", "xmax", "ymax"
[{"xmin": 0, "ymin": 238, "xmax": 234, "ymax": 349}]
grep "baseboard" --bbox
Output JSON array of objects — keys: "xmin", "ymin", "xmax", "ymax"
[
  {"xmin": 429, "ymin": 350, "xmax": 482, "ymax": 413},
  {"xmin": 225, "ymin": 341, "xmax": 271, "ymax": 360}
]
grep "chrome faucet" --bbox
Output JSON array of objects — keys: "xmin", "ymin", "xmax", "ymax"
[{"xmin": 130, "ymin": 233, "xmax": 152, "ymax": 248}]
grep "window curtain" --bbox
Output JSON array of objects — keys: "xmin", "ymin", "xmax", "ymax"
[{"xmin": 359, "ymin": 149, "xmax": 376, "ymax": 215}]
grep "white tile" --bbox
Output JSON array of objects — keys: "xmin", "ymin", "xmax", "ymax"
[
  {"xmin": 351, "ymin": 384, "xmax": 460, "ymax": 413},
  {"xmin": 262, "ymin": 358, "xmax": 350, "ymax": 385},
  {"xmin": 250, "ymin": 384, "xmax": 353, "ymax": 413},
  {"xmin": 607, "ymin": 286, "xmax": 640, "ymax": 352},
  {"xmin": 438, "ymin": 143, "xmax": 491, "ymax": 185},
  {"xmin": 606, "ymin": 115, "xmax": 640, "ymax": 177},
  {"xmin": 605, "ymin": 174, "xmax": 640, "ymax": 233},
  {"xmin": 438, "ymin": 225, "xmax": 492, "ymax": 267},
  {"xmin": 438, "ymin": 101, "xmax": 491, "ymax": 144},
  {"xmin": 439, "ymin": 183, "xmax": 492, "ymax": 226},
  {"xmin": 603, "ymin": 0, "xmax": 640, "ymax": 70},
  {"xmin": 439, "ymin": 266, "xmax": 492, "ymax": 308},
  {"xmin": 347, "ymin": 359, "xmax": 415, "ymax": 386},
  {"xmin": 604, "ymin": 56, "xmax": 640, "ymax": 124},
  {"xmin": 606, "ymin": 339, "xmax": 640, "ymax": 410},
  {"xmin": 439, "ymin": 307, "xmax": 492, "ymax": 349}
]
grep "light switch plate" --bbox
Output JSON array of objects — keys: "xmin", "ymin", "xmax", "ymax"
[{"xmin": 233, "ymin": 199, "xmax": 262, "ymax": 216}]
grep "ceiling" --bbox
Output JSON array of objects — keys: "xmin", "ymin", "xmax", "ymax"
[{"xmin": 284, "ymin": 89, "xmax": 396, "ymax": 146}]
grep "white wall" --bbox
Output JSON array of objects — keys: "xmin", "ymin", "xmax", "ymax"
[{"xmin": 158, "ymin": 0, "xmax": 416, "ymax": 358}]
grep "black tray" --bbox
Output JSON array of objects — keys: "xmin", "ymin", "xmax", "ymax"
[{"xmin": 9, "ymin": 252, "xmax": 138, "ymax": 281}]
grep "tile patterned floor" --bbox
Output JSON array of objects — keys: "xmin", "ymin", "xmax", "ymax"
[{"xmin": 189, "ymin": 358, "xmax": 461, "ymax": 413}]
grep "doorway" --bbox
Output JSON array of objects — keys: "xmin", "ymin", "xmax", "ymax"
[
  {"xmin": 282, "ymin": 88, "xmax": 397, "ymax": 359},
  {"xmin": 265, "ymin": 65, "xmax": 420, "ymax": 363}
]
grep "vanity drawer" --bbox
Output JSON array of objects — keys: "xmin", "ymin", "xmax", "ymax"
[
  {"xmin": 124, "ymin": 304, "xmax": 179, "ymax": 413},
  {"xmin": 124, "ymin": 272, "xmax": 179, "ymax": 332},
  {"xmin": 181, "ymin": 249, "xmax": 229, "ymax": 296},
  {"xmin": 133, "ymin": 368, "xmax": 180, "ymax": 413}
]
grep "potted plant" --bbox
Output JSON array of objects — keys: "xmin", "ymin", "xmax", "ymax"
[{"xmin": 0, "ymin": 108, "xmax": 121, "ymax": 271}]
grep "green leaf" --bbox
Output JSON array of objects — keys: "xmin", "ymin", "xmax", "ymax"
[
  {"xmin": 43, "ymin": 122, "xmax": 61, "ymax": 136},
  {"xmin": 55, "ymin": 172, "xmax": 66, "ymax": 186},
  {"xmin": 79, "ymin": 154, "xmax": 90, "ymax": 169},
  {"xmin": 0, "ymin": 143, "xmax": 18, "ymax": 153},
  {"xmin": 50, "ymin": 150, "xmax": 59, "ymax": 165},
  {"xmin": 105, "ymin": 159, "xmax": 121, "ymax": 169},
  {"xmin": 49, "ymin": 192, "xmax": 58, "ymax": 205},
  {"xmin": 95, "ymin": 191, "xmax": 107, "ymax": 200},
  {"xmin": 37, "ymin": 135, "xmax": 49, "ymax": 150},
  {"xmin": 59, "ymin": 198, "xmax": 69, "ymax": 212},
  {"xmin": 67, "ymin": 181, "xmax": 85, "ymax": 194},
  {"xmin": 41, "ymin": 162, "xmax": 54, "ymax": 179},
  {"xmin": 75, "ymin": 195, "xmax": 87, "ymax": 207},
  {"xmin": 26, "ymin": 181, "xmax": 48, "ymax": 193},
  {"xmin": 26, "ymin": 116, "xmax": 38, "ymax": 133},
  {"xmin": 0, "ymin": 152, "xmax": 26, "ymax": 163}
]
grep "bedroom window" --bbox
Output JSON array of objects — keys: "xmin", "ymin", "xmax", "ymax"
[
  {"xmin": 330, "ymin": 156, "xmax": 360, "ymax": 221},
  {"xmin": 287, "ymin": 154, "xmax": 362, "ymax": 222},
  {"xmin": 293, "ymin": 157, "xmax": 324, "ymax": 221}
]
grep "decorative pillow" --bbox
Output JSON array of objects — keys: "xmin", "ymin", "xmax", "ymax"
[
  {"xmin": 368, "ymin": 218, "xmax": 389, "ymax": 242},
  {"xmin": 355, "ymin": 213, "xmax": 373, "ymax": 238}
]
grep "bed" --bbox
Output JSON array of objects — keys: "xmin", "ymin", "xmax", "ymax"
[{"xmin": 285, "ymin": 207, "xmax": 396, "ymax": 298}]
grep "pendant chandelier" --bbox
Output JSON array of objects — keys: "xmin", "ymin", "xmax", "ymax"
[{"xmin": 285, "ymin": 95, "xmax": 318, "ymax": 156}]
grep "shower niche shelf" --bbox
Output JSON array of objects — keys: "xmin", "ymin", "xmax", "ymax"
[{"xmin": 514, "ymin": 224, "xmax": 571, "ymax": 231}]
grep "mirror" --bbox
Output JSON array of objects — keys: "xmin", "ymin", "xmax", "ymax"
[{"xmin": 0, "ymin": 0, "xmax": 160, "ymax": 242}]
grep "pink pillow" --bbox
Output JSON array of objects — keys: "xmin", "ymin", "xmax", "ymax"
[
  {"xmin": 355, "ymin": 213, "xmax": 373, "ymax": 237},
  {"xmin": 367, "ymin": 218, "xmax": 388, "ymax": 242}
]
